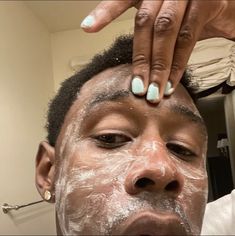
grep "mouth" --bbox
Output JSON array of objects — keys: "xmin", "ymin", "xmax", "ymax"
[{"xmin": 114, "ymin": 210, "xmax": 189, "ymax": 236}]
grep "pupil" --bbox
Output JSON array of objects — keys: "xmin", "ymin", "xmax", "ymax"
[{"xmin": 102, "ymin": 135, "xmax": 115, "ymax": 143}]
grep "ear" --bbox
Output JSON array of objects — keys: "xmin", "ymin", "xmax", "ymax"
[{"xmin": 35, "ymin": 141, "xmax": 56, "ymax": 203}]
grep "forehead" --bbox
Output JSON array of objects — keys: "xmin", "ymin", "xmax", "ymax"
[
  {"xmin": 79, "ymin": 64, "xmax": 132, "ymax": 100},
  {"xmin": 73, "ymin": 64, "xmax": 198, "ymax": 115}
]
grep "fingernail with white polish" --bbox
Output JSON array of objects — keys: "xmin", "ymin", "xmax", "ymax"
[
  {"xmin": 147, "ymin": 83, "xmax": 159, "ymax": 102},
  {"xmin": 80, "ymin": 15, "xmax": 95, "ymax": 28},
  {"xmin": 131, "ymin": 76, "xmax": 144, "ymax": 95},
  {"xmin": 164, "ymin": 81, "xmax": 174, "ymax": 96}
]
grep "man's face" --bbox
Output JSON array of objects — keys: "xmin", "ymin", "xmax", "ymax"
[{"xmin": 54, "ymin": 65, "xmax": 208, "ymax": 235}]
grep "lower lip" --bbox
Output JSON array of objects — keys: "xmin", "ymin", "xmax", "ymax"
[{"xmin": 116, "ymin": 210, "xmax": 188, "ymax": 235}]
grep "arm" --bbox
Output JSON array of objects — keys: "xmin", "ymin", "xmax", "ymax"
[{"xmin": 81, "ymin": 0, "xmax": 235, "ymax": 103}]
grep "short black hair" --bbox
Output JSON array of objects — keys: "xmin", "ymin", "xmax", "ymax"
[{"xmin": 47, "ymin": 35, "xmax": 196, "ymax": 146}]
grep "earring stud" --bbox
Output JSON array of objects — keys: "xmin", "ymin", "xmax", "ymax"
[{"xmin": 44, "ymin": 190, "xmax": 52, "ymax": 201}]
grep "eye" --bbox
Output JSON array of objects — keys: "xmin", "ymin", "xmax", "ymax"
[
  {"xmin": 166, "ymin": 143, "xmax": 196, "ymax": 160},
  {"xmin": 92, "ymin": 133, "xmax": 132, "ymax": 149}
]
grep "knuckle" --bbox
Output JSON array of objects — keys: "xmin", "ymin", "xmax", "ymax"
[
  {"xmin": 154, "ymin": 13, "xmax": 176, "ymax": 33},
  {"xmin": 151, "ymin": 60, "xmax": 168, "ymax": 73},
  {"xmin": 177, "ymin": 26, "xmax": 194, "ymax": 46},
  {"xmin": 171, "ymin": 63, "xmax": 183, "ymax": 73},
  {"xmin": 132, "ymin": 54, "xmax": 149, "ymax": 67},
  {"xmin": 135, "ymin": 10, "xmax": 154, "ymax": 28}
]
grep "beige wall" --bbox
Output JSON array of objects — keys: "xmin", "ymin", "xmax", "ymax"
[
  {"xmin": 0, "ymin": 3, "xmax": 134, "ymax": 234},
  {"xmin": 0, "ymin": 2, "xmax": 55, "ymax": 235},
  {"xmin": 51, "ymin": 19, "xmax": 133, "ymax": 90}
]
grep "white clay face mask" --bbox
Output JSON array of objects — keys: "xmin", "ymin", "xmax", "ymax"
[{"xmin": 55, "ymin": 137, "xmax": 207, "ymax": 235}]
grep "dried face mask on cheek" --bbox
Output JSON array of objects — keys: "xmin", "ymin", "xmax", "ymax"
[
  {"xmin": 174, "ymin": 154, "xmax": 208, "ymax": 234},
  {"xmin": 56, "ymin": 139, "xmax": 137, "ymax": 235},
  {"xmin": 54, "ymin": 101, "xmax": 91, "ymax": 235}
]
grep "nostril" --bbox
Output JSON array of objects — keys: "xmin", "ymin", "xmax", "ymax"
[
  {"xmin": 135, "ymin": 177, "xmax": 155, "ymax": 188},
  {"xmin": 165, "ymin": 180, "xmax": 180, "ymax": 192}
]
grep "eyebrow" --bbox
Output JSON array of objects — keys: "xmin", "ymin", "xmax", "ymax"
[
  {"xmin": 83, "ymin": 89, "xmax": 206, "ymax": 131},
  {"xmin": 88, "ymin": 89, "xmax": 131, "ymax": 108},
  {"xmin": 170, "ymin": 104, "xmax": 205, "ymax": 125}
]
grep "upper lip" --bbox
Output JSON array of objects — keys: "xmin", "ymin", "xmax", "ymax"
[{"xmin": 114, "ymin": 210, "xmax": 189, "ymax": 236}]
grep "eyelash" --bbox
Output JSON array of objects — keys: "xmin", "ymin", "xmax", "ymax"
[
  {"xmin": 166, "ymin": 143, "xmax": 196, "ymax": 159},
  {"xmin": 92, "ymin": 133, "xmax": 132, "ymax": 149},
  {"xmin": 92, "ymin": 134, "xmax": 196, "ymax": 159}
]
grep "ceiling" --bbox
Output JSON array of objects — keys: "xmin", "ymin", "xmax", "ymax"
[{"xmin": 25, "ymin": 1, "xmax": 136, "ymax": 33}]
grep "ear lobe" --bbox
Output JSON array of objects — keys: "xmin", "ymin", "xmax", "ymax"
[{"xmin": 35, "ymin": 141, "xmax": 55, "ymax": 203}]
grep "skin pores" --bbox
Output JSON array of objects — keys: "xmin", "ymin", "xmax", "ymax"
[{"xmin": 53, "ymin": 65, "xmax": 208, "ymax": 235}]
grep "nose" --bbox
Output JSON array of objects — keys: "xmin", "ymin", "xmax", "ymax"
[{"xmin": 124, "ymin": 143, "xmax": 183, "ymax": 197}]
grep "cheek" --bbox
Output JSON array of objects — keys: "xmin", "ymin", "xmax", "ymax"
[
  {"xmin": 57, "ymin": 141, "xmax": 136, "ymax": 234},
  {"xmin": 175, "ymin": 160, "xmax": 208, "ymax": 234},
  {"xmin": 66, "ymin": 142, "xmax": 136, "ymax": 201},
  {"xmin": 73, "ymin": 141, "xmax": 136, "ymax": 182}
]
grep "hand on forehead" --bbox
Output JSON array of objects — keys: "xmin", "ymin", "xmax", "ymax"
[
  {"xmin": 78, "ymin": 64, "xmax": 197, "ymax": 112},
  {"xmin": 81, "ymin": 0, "xmax": 235, "ymax": 103}
]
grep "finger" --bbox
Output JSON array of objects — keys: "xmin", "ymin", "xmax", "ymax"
[
  {"xmin": 167, "ymin": 0, "xmax": 213, "ymax": 96},
  {"xmin": 81, "ymin": 0, "xmax": 135, "ymax": 32},
  {"xmin": 147, "ymin": 0, "xmax": 188, "ymax": 103},
  {"xmin": 131, "ymin": 0, "xmax": 163, "ymax": 97}
]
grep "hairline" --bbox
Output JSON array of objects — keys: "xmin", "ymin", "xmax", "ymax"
[{"xmin": 47, "ymin": 35, "xmax": 198, "ymax": 146}]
